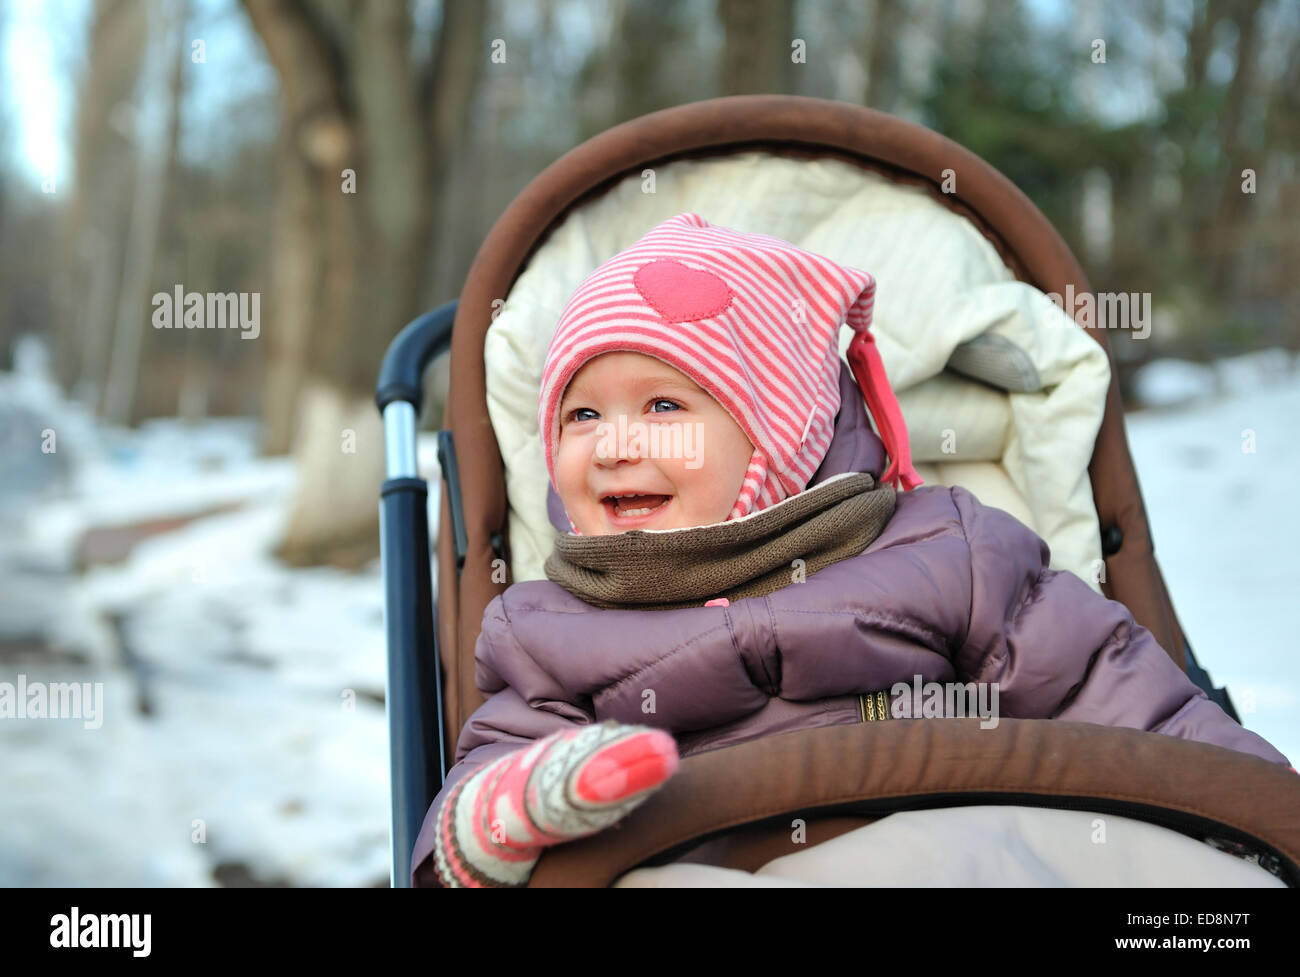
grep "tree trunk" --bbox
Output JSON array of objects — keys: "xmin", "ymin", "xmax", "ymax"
[
  {"xmin": 718, "ymin": 0, "xmax": 797, "ymax": 95},
  {"xmin": 1207, "ymin": 0, "xmax": 1264, "ymax": 295},
  {"xmin": 243, "ymin": 0, "xmax": 484, "ymax": 567},
  {"xmin": 102, "ymin": 0, "xmax": 186, "ymax": 426},
  {"xmin": 259, "ymin": 126, "xmax": 322, "ymax": 456},
  {"xmin": 863, "ymin": 0, "xmax": 903, "ymax": 111},
  {"xmin": 57, "ymin": 0, "xmax": 147, "ymax": 402},
  {"xmin": 1185, "ymin": 0, "xmax": 1228, "ymax": 92},
  {"xmin": 275, "ymin": 381, "xmax": 387, "ymax": 569}
]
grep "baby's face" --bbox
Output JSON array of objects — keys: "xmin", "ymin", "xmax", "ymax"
[{"xmin": 555, "ymin": 352, "xmax": 754, "ymax": 535}]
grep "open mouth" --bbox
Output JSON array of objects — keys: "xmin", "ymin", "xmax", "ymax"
[{"xmin": 601, "ymin": 493, "xmax": 673, "ymax": 522}]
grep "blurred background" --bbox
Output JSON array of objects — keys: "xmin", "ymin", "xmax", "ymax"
[{"xmin": 1, "ymin": 0, "xmax": 1297, "ymax": 886}]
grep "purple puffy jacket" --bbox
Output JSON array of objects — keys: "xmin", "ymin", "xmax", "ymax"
[{"xmin": 410, "ymin": 362, "xmax": 1290, "ymax": 883}]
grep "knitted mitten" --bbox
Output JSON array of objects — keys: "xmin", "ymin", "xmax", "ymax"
[{"xmin": 433, "ymin": 720, "xmax": 679, "ymax": 887}]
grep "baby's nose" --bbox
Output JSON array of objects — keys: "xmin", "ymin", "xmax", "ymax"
[{"xmin": 593, "ymin": 415, "xmax": 641, "ymax": 464}]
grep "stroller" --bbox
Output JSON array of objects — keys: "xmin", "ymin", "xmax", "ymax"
[{"xmin": 373, "ymin": 95, "xmax": 1300, "ymax": 888}]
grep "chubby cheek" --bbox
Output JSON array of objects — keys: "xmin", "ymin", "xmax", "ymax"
[
  {"xmin": 556, "ymin": 441, "xmax": 603, "ymax": 529},
  {"xmin": 555, "ymin": 443, "xmax": 575, "ymax": 484},
  {"xmin": 696, "ymin": 476, "xmax": 737, "ymax": 523},
  {"xmin": 707, "ymin": 443, "xmax": 753, "ymax": 520},
  {"xmin": 667, "ymin": 462, "xmax": 729, "ymax": 525}
]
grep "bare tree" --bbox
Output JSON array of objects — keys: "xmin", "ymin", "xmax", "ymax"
[
  {"xmin": 102, "ymin": 0, "xmax": 188, "ymax": 426},
  {"xmin": 862, "ymin": 0, "xmax": 903, "ymax": 110},
  {"xmin": 54, "ymin": 0, "xmax": 148, "ymax": 403},
  {"xmin": 242, "ymin": 0, "xmax": 487, "ymax": 566},
  {"xmin": 1206, "ymin": 0, "xmax": 1265, "ymax": 295},
  {"xmin": 718, "ymin": 0, "xmax": 797, "ymax": 94}
]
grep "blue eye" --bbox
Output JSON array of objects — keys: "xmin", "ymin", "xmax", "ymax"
[
  {"xmin": 565, "ymin": 408, "xmax": 598, "ymax": 423},
  {"xmin": 650, "ymin": 399, "xmax": 681, "ymax": 413}
]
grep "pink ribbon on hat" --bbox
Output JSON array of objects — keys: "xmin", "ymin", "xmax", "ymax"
[
  {"xmin": 846, "ymin": 327, "xmax": 923, "ymax": 491},
  {"xmin": 841, "ymin": 272, "xmax": 922, "ymax": 492}
]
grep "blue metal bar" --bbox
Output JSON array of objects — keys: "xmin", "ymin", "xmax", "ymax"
[{"xmin": 375, "ymin": 302, "xmax": 456, "ymax": 887}]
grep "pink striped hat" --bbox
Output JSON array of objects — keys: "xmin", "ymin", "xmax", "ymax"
[{"xmin": 538, "ymin": 213, "xmax": 921, "ymax": 529}]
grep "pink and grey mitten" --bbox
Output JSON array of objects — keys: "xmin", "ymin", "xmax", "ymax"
[{"xmin": 432, "ymin": 720, "xmax": 680, "ymax": 887}]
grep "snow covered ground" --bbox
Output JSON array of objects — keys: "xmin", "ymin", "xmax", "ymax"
[
  {"xmin": 0, "ymin": 339, "xmax": 439, "ymax": 887},
  {"xmin": 1126, "ymin": 349, "xmax": 1300, "ymax": 768},
  {"xmin": 1, "ymin": 338, "xmax": 1296, "ymax": 887}
]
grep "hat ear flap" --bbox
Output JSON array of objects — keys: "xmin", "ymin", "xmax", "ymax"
[{"xmin": 726, "ymin": 446, "xmax": 778, "ymax": 521}]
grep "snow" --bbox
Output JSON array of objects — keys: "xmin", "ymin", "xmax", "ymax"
[
  {"xmin": 0, "ymin": 337, "xmax": 440, "ymax": 887},
  {"xmin": 1124, "ymin": 348, "xmax": 1300, "ymax": 768},
  {"xmin": 2, "ymin": 335, "xmax": 1297, "ymax": 886},
  {"xmin": 1130, "ymin": 348, "xmax": 1296, "ymax": 408},
  {"xmin": 1131, "ymin": 358, "xmax": 1217, "ymax": 408}
]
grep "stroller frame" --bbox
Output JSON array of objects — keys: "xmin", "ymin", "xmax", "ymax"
[{"xmin": 374, "ymin": 97, "xmax": 1280, "ymax": 889}]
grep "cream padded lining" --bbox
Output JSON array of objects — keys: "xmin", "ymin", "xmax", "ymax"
[
  {"xmin": 483, "ymin": 151, "xmax": 1109, "ymax": 592},
  {"xmin": 613, "ymin": 806, "xmax": 1286, "ymax": 887}
]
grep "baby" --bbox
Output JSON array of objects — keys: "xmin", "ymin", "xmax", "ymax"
[{"xmin": 416, "ymin": 213, "xmax": 1291, "ymax": 888}]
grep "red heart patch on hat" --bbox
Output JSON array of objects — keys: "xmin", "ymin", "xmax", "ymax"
[{"xmin": 633, "ymin": 259, "xmax": 734, "ymax": 323}]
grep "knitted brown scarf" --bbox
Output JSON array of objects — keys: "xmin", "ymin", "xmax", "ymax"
[{"xmin": 543, "ymin": 472, "xmax": 895, "ymax": 610}]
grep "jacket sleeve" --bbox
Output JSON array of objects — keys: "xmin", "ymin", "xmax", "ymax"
[
  {"xmin": 408, "ymin": 685, "xmax": 596, "ymax": 887},
  {"xmin": 951, "ymin": 486, "xmax": 1291, "ymax": 768}
]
